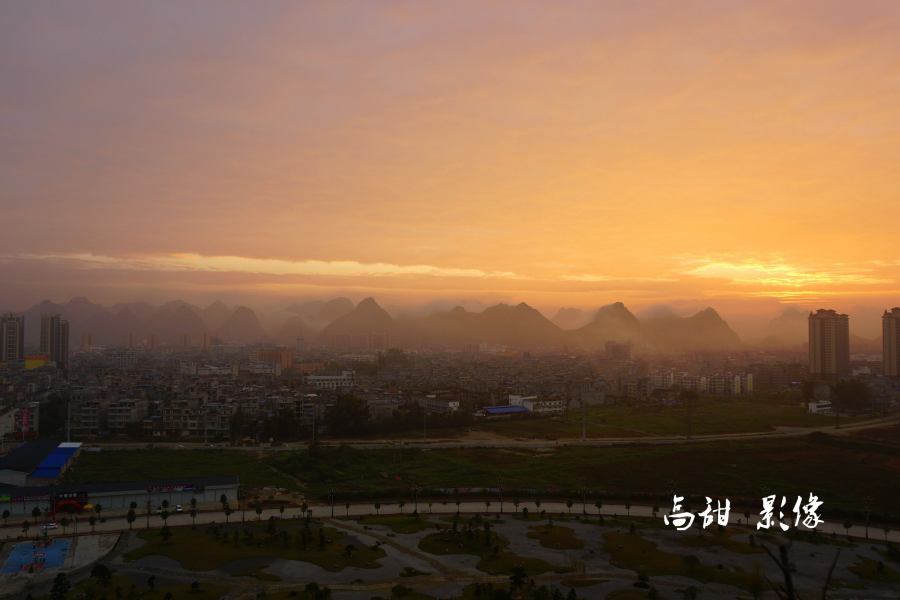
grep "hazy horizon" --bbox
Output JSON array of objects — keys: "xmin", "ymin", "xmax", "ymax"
[{"xmin": 2, "ymin": 2, "xmax": 900, "ymax": 331}]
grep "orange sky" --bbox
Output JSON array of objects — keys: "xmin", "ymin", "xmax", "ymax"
[{"xmin": 1, "ymin": 1, "xmax": 899, "ymax": 323}]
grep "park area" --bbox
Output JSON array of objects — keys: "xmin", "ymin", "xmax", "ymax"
[{"xmin": 24, "ymin": 510, "xmax": 900, "ymax": 600}]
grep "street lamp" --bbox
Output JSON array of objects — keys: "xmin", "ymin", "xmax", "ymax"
[{"xmin": 497, "ymin": 476, "xmax": 504, "ymax": 514}]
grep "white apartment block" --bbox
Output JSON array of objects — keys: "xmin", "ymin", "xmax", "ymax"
[{"xmin": 306, "ymin": 370, "xmax": 355, "ymax": 390}]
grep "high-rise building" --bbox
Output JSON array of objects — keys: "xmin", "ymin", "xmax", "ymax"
[
  {"xmin": 40, "ymin": 313, "xmax": 69, "ymax": 367},
  {"xmin": 125, "ymin": 332, "xmax": 137, "ymax": 348},
  {"xmin": 883, "ymin": 307, "xmax": 900, "ymax": 378},
  {"xmin": 146, "ymin": 333, "xmax": 159, "ymax": 350},
  {"xmin": 200, "ymin": 332, "xmax": 212, "ymax": 349},
  {"xmin": 82, "ymin": 332, "xmax": 95, "ymax": 351},
  {"xmin": 0, "ymin": 312, "xmax": 25, "ymax": 362},
  {"xmin": 180, "ymin": 332, "xmax": 191, "ymax": 349},
  {"xmin": 808, "ymin": 309, "xmax": 849, "ymax": 380},
  {"xmin": 605, "ymin": 340, "xmax": 634, "ymax": 360},
  {"xmin": 296, "ymin": 335, "xmax": 308, "ymax": 352}
]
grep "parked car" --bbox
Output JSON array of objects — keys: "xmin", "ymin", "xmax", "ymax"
[
  {"xmin": 175, "ymin": 505, "xmax": 183, "ymax": 512},
  {"xmin": 42, "ymin": 523, "xmax": 59, "ymax": 530},
  {"xmin": 156, "ymin": 506, "xmax": 163, "ymax": 514}
]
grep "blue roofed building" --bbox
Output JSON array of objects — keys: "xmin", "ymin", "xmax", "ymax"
[{"xmin": 0, "ymin": 439, "xmax": 82, "ymax": 486}]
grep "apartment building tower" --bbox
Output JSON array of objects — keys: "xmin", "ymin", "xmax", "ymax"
[
  {"xmin": 0, "ymin": 312, "xmax": 25, "ymax": 362},
  {"xmin": 808, "ymin": 309, "xmax": 849, "ymax": 380},
  {"xmin": 40, "ymin": 313, "xmax": 70, "ymax": 367},
  {"xmin": 883, "ymin": 307, "xmax": 900, "ymax": 378}
]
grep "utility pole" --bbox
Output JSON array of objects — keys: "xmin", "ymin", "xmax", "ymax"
[
  {"xmin": 424, "ymin": 406, "xmax": 427, "ymax": 442},
  {"xmin": 864, "ymin": 496, "xmax": 872, "ymax": 539},
  {"xmin": 582, "ymin": 399, "xmax": 586, "ymax": 442},
  {"xmin": 580, "ymin": 476, "xmax": 586, "ymax": 515},
  {"xmin": 497, "ymin": 476, "xmax": 503, "ymax": 514},
  {"xmin": 144, "ymin": 494, "xmax": 153, "ymax": 529},
  {"xmin": 327, "ymin": 479, "xmax": 335, "ymax": 517}
]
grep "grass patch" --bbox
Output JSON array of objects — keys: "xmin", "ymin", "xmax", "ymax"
[
  {"xmin": 678, "ymin": 528, "xmax": 764, "ymax": 555},
  {"xmin": 400, "ymin": 566, "xmax": 430, "ymax": 577},
  {"xmin": 64, "ymin": 448, "xmax": 297, "ymax": 490},
  {"xmin": 526, "ymin": 524, "xmax": 585, "ymax": 549},
  {"xmin": 604, "ymin": 531, "xmax": 762, "ymax": 589},
  {"xmin": 357, "ymin": 515, "xmax": 437, "ymax": 534},
  {"xmin": 561, "ymin": 578, "xmax": 607, "ymax": 587},
  {"xmin": 604, "ymin": 591, "xmax": 658, "ymax": 600},
  {"xmin": 232, "ymin": 564, "xmax": 282, "ymax": 581},
  {"xmin": 418, "ymin": 528, "xmax": 562, "ymax": 575},
  {"xmin": 124, "ymin": 524, "xmax": 386, "ymax": 572},
  {"xmin": 268, "ymin": 434, "xmax": 900, "ymax": 514},
  {"xmin": 36, "ymin": 575, "xmax": 229, "ymax": 600},
  {"xmin": 849, "ymin": 557, "xmax": 900, "ymax": 583}
]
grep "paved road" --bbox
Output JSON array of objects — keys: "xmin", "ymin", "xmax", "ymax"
[
  {"xmin": 9, "ymin": 499, "xmax": 897, "ymax": 544},
  {"xmin": 85, "ymin": 412, "xmax": 900, "ymax": 451}
]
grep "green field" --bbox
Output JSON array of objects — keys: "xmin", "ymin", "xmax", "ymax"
[
  {"xmin": 526, "ymin": 524, "xmax": 584, "ymax": 549},
  {"xmin": 356, "ymin": 514, "xmax": 438, "ymax": 534},
  {"xmin": 124, "ymin": 524, "xmax": 386, "ymax": 571},
  {"xmin": 267, "ymin": 433, "xmax": 900, "ymax": 513},
  {"xmin": 37, "ymin": 575, "xmax": 229, "ymax": 600},
  {"xmin": 480, "ymin": 395, "xmax": 847, "ymax": 439},
  {"xmin": 418, "ymin": 528, "xmax": 561, "ymax": 575},
  {"xmin": 62, "ymin": 448, "xmax": 298, "ymax": 490},
  {"xmin": 604, "ymin": 531, "xmax": 762, "ymax": 588}
]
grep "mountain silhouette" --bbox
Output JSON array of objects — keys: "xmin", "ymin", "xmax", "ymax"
[
  {"xmin": 551, "ymin": 307, "xmax": 593, "ymax": 330},
  {"xmin": 202, "ymin": 300, "xmax": 233, "ymax": 330},
  {"xmin": 217, "ymin": 306, "xmax": 268, "ymax": 343}
]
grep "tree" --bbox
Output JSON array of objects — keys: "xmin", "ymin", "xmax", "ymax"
[
  {"xmin": 225, "ymin": 508, "xmax": 233, "ymax": 522},
  {"xmin": 485, "ymin": 500, "xmax": 491, "ymax": 513},
  {"xmin": 535, "ymin": 499, "xmax": 541, "ymax": 511},
  {"xmin": 32, "ymin": 506, "xmax": 41, "ymax": 520},
  {"xmin": 429, "ymin": 502, "xmax": 433, "ymax": 514},
  {"xmin": 50, "ymin": 573, "xmax": 71, "ymax": 600},
  {"xmin": 374, "ymin": 502, "xmax": 381, "ymax": 515},
  {"xmin": 566, "ymin": 589, "xmax": 576, "ymax": 600},
  {"xmin": 684, "ymin": 555, "xmax": 700, "ymax": 571},
  {"xmin": 89, "ymin": 516, "xmax": 97, "ymax": 532},
  {"xmin": 566, "ymin": 499, "xmax": 573, "ymax": 514},
  {"xmin": 344, "ymin": 543, "xmax": 356, "ymax": 557},
  {"xmin": 159, "ymin": 524, "xmax": 173, "ymax": 544},
  {"xmin": 399, "ymin": 501, "xmax": 405, "ymax": 514},
  {"xmin": 831, "ymin": 378, "xmax": 870, "ymax": 415},
  {"xmin": 652, "ymin": 504, "xmax": 659, "ymax": 518},
  {"xmin": 625, "ymin": 501, "xmax": 631, "ymax": 517},
  {"xmin": 513, "ymin": 499, "xmax": 520, "ymax": 514},
  {"xmin": 91, "ymin": 564, "xmax": 113, "ymax": 588},
  {"xmin": 280, "ymin": 503, "xmax": 286, "ymax": 520},
  {"xmin": 2, "ymin": 509, "xmax": 9, "ymax": 525},
  {"xmin": 522, "ymin": 507, "xmax": 529, "ymax": 519},
  {"xmin": 302, "ymin": 501, "xmax": 309, "ymax": 518},
  {"xmin": 391, "ymin": 585, "xmax": 411, "ymax": 600},
  {"xmin": 130, "ymin": 501, "xmax": 138, "ymax": 511},
  {"xmin": 147, "ymin": 576, "xmax": 156, "ymax": 590},
  {"xmin": 190, "ymin": 497, "xmax": 197, "ymax": 512},
  {"xmin": 684, "ymin": 586, "xmax": 700, "ymax": 600},
  {"xmin": 884, "ymin": 525, "xmax": 890, "ymax": 542},
  {"xmin": 748, "ymin": 581, "xmax": 764, "ymax": 600},
  {"xmin": 22, "ymin": 520, "xmax": 30, "ymax": 536},
  {"xmin": 456, "ymin": 499, "xmax": 461, "ymax": 515},
  {"xmin": 326, "ymin": 394, "xmax": 370, "ymax": 437},
  {"xmin": 60, "ymin": 517, "xmax": 69, "ymax": 534},
  {"xmin": 843, "ymin": 519, "xmax": 853, "ymax": 539},
  {"xmin": 95, "ymin": 503, "xmax": 103, "ymax": 520},
  {"xmin": 220, "ymin": 494, "xmax": 228, "ymax": 510},
  {"xmin": 127, "ymin": 510, "xmax": 136, "ymax": 530},
  {"xmin": 256, "ymin": 505, "xmax": 263, "ymax": 520}
]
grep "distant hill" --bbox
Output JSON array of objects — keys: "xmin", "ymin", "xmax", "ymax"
[
  {"xmin": 318, "ymin": 297, "xmax": 395, "ymax": 343},
  {"xmin": 643, "ymin": 307, "xmax": 741, "ymax": 350},
  {"xmin": 217, "ymin": 306, "xmax": 268, "ymax": 343},
  {"xmin": 286, "ymin": 297, "xmax": 355, "ymax": 329},
  {"xmin": 144, "ymin": 304, "xmax": 209, "ymax": 344},
  {"xmin": 764, "ymin": 307, "xmax": 809, "ymax": 346},
  {"xmin": 202, "ymin": 300, "xmax": 233, "ymax": 331},
  {"xmin": 570, "ymin": 302, "xmax": 643, "ymax": 348},
  {"xmin": 551, "ymin": 307, "xmax": 593, "ymax": 330},
  {"xmin": 80, "ymin": 307, "xmax": 143, "ymax": 346},
  {"xmin": 272, "ymin": 315, "xmax": 309, "ymax": 345}
]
